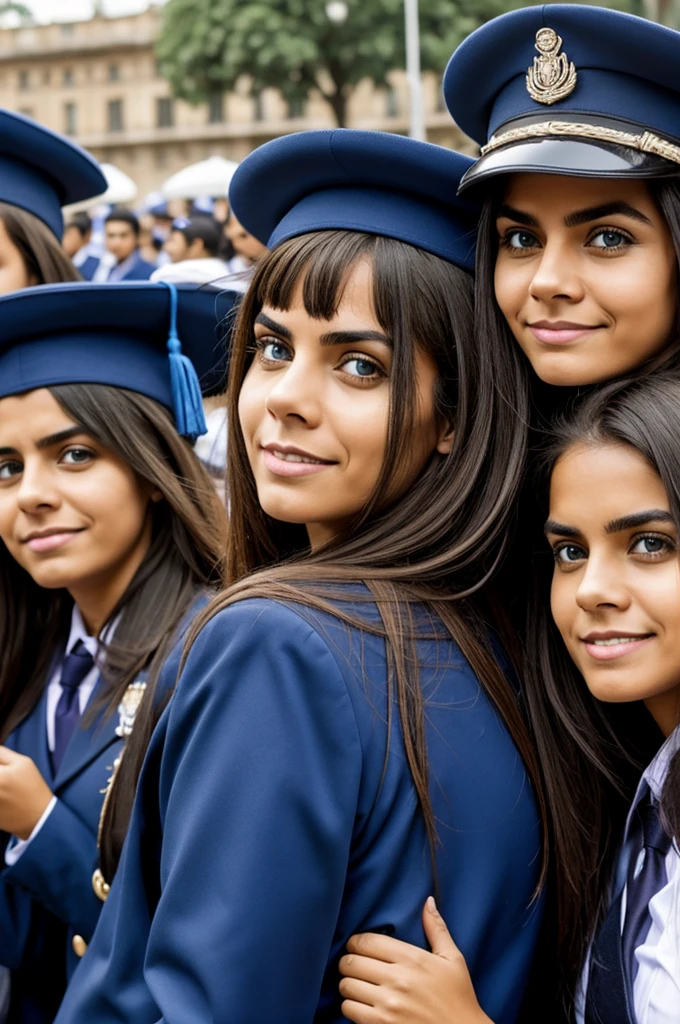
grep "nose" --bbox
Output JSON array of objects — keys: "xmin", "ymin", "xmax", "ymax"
[
  {"xmin": 16, "ymin": 460, "xmax": 61, "ymax": 515},
  {"xmin": 528, "ymin": 237, "xmax": 586, "ymax": 306},
  {"xmin": 264, "ymin": 357, "xmax": 323, "ymax": 428},
  {"xmin": 575, "ymin": 552, "xmax": 631, "ymax": 614}
]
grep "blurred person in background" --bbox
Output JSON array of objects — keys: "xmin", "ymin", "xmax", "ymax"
[
  {"xmin": 61, "ymin": 214, "xmax": 99, "ymax": 282},
  {"xmin": 92, "ymin": 210, "xmax": 156, "ymax": 283},
  {"xmin": 153, "ymin": 215, "xmax": 249, "ymax": 289},
  {"xmin": 224, "ymin": 208, "xmax": 267, "ymax": 267}
]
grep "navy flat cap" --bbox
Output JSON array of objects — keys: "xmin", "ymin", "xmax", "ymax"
[
  {"xmin": 0, "ymin": 282, "xmax": 239, "ymax": 438},
  {"xmin": 0, "ymin": 108, "xmax": 106, "ymax": 237},
  {"xmin": 444, "ymin": 4, "xmax": 680, "ymax": 190},
  {"xmin": 228, "ymin": 129, "xmax": 479, "ymax": 271}
]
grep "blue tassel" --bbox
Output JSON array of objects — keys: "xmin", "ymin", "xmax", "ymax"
[{"xmin": 161, "ymin": 282, "xmax": 207, "ymax": 442}]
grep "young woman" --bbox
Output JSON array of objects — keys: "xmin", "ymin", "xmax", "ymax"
[
  {"xmin": 0, "ymin": 280, "xmax": 226, "ymax": 1022},
  {"xmin": 442, "ymin": 5, "xmax": 680, "ymax": 397},
  {"xmin": 56, "ymin": 129, "xmax": 545, "ymax": 1024},
  {"xmin": 339, "ymin": 374, "xmax": 680, "ymax": 1024},
  {"xmin": 0, "ymin": 108, "xmax": 106, "ymax": 292}
]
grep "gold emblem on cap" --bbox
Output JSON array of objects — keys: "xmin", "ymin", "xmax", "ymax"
[{"xmin": 526, "ymin": 27, "xmax": 577, "ymax": 105}]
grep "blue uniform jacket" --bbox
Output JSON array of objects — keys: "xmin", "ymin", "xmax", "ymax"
[
  {"xmin": 0, "ymin": 602, "xmax": 205, "ymax": 1023},
  {"xmin": 58, "ymin": 596, "xmax": 544, "ymax": 1024}
]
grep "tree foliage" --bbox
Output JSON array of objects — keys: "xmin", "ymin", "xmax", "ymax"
[{"xmin": 157, "ymin": 0, "xmax": 527, "ymax": 127}]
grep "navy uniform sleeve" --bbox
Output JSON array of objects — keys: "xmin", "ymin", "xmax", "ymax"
[{"xmin": 143, "ymin": 599, "xmax": 363, "ymax": 1022}]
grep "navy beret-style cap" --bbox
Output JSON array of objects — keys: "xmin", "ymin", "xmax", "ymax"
[
  {"xmin": 0, "ymin": 282, "xmax": 239, "ymax": 438},
  {"xmin": 228, "ymin": 129, "xmax": 479, "ymax": 272},
  {"xmin": 444, "ymin": 5, "xmax": 680, "ymax": 190},
  {"xmin": 0, "ymin": 108, "xmax": 106, "ymax": 238}
]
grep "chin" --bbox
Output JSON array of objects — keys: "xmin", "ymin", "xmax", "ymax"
[{"xmin": 530, "ymin": 357, "xmax": 614, "ymax": 388}]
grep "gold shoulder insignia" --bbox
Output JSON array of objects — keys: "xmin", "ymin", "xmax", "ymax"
[{"xmin": 526, "ymin": 27, "xmax": 577, "ymax": 106}]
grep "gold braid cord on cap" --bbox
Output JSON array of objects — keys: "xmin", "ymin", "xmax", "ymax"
[{"xmin": 480, "ymin": 120, "xmax": 680, "ymax": 167}]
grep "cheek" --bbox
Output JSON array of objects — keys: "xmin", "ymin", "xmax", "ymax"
[
  {"xmin": 550, "ymin": 574, "xmax": 575, "ymax": 643},
  {"xmin": 494, "ymin": 258, "xmax": 524, "ymax": 320},
  {"xmin": 237, "ymin": 370, "xmax": 266, "ymax": 449}
]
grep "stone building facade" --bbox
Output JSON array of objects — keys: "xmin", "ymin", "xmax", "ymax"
[{"xmin": 0, "ymin": 4, "xmax": 471, "ymax": 198}]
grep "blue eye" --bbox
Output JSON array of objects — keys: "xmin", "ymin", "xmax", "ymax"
[
  {"xmin": 257, "ymin": 339, "xmax": 291, "ymax": 363},
  {"xmin": 554, "ymin": 543, "xmax": 586, "ymax": 564},
  {"xmin": 630, "ymin": 535, "xmax": 672, "ymax": 556},
  {"xmin": 62, "ymin": 448, "xmax": 94, "ymax": 466},
  {"xmin": 504, "ymin": 229, "xmax": 539, "ymax": 250},
  {"xmin": 590, "ymin": 229, "xmax": 629, "ymax": 249},
  {"xmin": 342, "ymin": 357, "xmax": 380, "ymax": 378},
  {"xmin": 0, "ymin": 459, "xmax": 22, "ymax": 480}
]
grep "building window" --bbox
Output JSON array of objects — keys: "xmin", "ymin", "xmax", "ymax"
[
  {"xmin": 156, "ymin": 97, "xmax": 175, "ymax": 128},
  {"xmin": 288, "ymin": 96, "xmax": 307, "ymax": 119},
  {"xmin": 386, "ymin": 86, "xmax": 399, "ymax": 118},
  {"xmin": 253, "ymin": 93, "xmax": 264, "ymax": 121},
  {"xmin": 63, "ymin": 68, "xmax": 75, "ymax": 88},
  {"xmin": 42, "ymin": 69, "xmax": 50, "ymax": 86},
  {"xmin": 155, "ymin": 147, "xmax": 169, "ymax": 168},
  {"xmin": 64, "ymin": 102, "xmax": 77, "ymax": 136},
  {"xmin": 208, "ymin": 92, "xmax": 225, "ymax": 124},
  {"xmin": 18, "ymin": 107, "xmax": 33, "ymax": 119},
  {"xmin": 18, "ymin": 70, "xmax": 29, "ymax": 91},
  {"xmin": 108, "ymin": 64, "xmax": 120, "ymax": 82},
  {"xmin": 108, "ymin": 99, "xmax": 124, "ymax": 133},
  {"xmin": 61, "ymin": 23, "xmax": 75, "ymax": 37}
]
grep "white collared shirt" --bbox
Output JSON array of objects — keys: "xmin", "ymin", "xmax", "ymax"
[
  {"xmin": 576, "ymin": 726, "xmax": 680, "ymax": 1024},
  {"xmin": 4, "ymin": 606, "xmax": 110, "ymax": 866}
]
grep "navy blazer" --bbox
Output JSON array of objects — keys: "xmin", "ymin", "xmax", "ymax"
[
  {"xmin": 0, "ymin": 670, "xmax": 123, "ymax": 1023},
  {"xmin": 77, "ymin": 255, "xmax": 100, "ymax": 282},
  {"xmin": 58, "ymin": 597, "xmax": 544, "ymax": 1024}
]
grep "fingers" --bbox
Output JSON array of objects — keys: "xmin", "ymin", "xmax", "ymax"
[
  {"xmin": 341, "ymin": 998, "xmax": 383, "ymax": 1024},
  {"xmin": 422, "ymin": 897, "xmax": 458, "ymax": 961},
  {"xmin": 339, "ymin": 953, "xmax": 394, "ymax": 985},
  {"xmin": 339, "ymin": 976, "xmax": 381, "ymax": 1007},
  {"xmin": 346, "ymin": 932, "xmax": 424, "ymax": 965}
]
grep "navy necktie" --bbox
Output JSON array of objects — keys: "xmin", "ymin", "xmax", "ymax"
[
  {"xmin": 621, "ymin": 792, "xmax": 672, "ymax": 984},
  {"xmin": 585, "ymin": 789, "xmax": 672, "ymax": 1024},
  {"xmin": 52, "ymin": 640, "xmax": 94, "ymax": 773}
]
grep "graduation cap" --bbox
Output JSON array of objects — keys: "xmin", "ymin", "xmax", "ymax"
[
  {"xmin": 228, "ymin": 129, "xmax": 480, "ymax": 271},
  {"xmin": 444, "ymin": 4, "xmax": 680, "ymax": 190},
  {"xmin": 0, "ymin": 108, "xmax": 106, "ymax": 237},
  {"xmin": 0, "ymin": 281, "xmax": 238, "ymax": 441}
]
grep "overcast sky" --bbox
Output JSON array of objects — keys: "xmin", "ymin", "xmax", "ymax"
[{"xmin": 24, "ymin": 0, "xmax": 166, "ymax": 23}]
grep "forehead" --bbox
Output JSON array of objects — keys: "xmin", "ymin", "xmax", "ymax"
[
  {"xmin": 0, "ymin": 388, "xmax": 73, "ymax": 433},
  {"xmin": 260, "ymin": 259, "xmax": 377, "ymax": 329},
  {"xmin": 549, "ymin": 442, "xmax": 667, "ymax": 522},
  {"xmin": 500, "ymin": 173, "xmax": 654, "ymax": 215}
]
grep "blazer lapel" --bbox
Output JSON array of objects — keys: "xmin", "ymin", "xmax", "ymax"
[
  {"xmin": 8, "ymin": 685, "xmax": 53, "ymax": 784},
  {"xmin": 52, "ymin": 675, "xmax": 121, "ymax": 791}
]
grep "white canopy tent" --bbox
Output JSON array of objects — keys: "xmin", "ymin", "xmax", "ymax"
[
  {"xmin": 62, "ymin": 162, "xmax": 138, "ymax": 216},
  {"xmin": 161, "ymin": 156, "xmax": 238, "ymax": 200}
]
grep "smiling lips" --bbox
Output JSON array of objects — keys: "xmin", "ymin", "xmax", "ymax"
[
  {"xmin": 261, "ymin": 443, "xmax": 336, "ymax": 478},
  {"xmin": 581, "ymin": 630, "xmax": 654, "ymax": 661},
  {"xmin": 528, "ymin": 320, "xmax": 604, "ymax": 346},
  {"xmin": 22, "ymin": 527, "xmax": 84, "ymax": 554}
]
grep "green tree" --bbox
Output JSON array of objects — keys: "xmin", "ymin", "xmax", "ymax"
[
  {"xmin": 156, "ymin": 0, "xmax": 525, "ymax": 129},
  {"xmin": 0, "ymin": 2, "xmax": 32, "ymax": 20}
]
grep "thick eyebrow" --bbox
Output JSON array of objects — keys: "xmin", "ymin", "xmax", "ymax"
[
  {"xmin": 496, "ymin": 204, "xmax": 538, "ymax": 228},
  {"xmin": 544, "ymin": 519, "xmax": 580, "ymax": 538},
  {"xmin": 605, "ymin": 509, "xmax": 674, "ymax": 534},
  {"xmin": 563, "ymin": 201, "xmax": 653, "ymax": 228},
  {"xmin": 0, "ymin": 426, "xmax": 86, "ymax": 458},
  {"xmin": 254, "ymin": 312, "xmax": 291, "ymax": 339},
  {"xmin": 319, "ymin": 329, "xmax": 392, "ymax": 348},
  {"xmin": 544, "ymin": 509, "xmax": 674, "ymax": 538}
]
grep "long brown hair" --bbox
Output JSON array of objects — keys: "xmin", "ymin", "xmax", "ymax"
[
  {"xmin": 0, "ymin": 202, "xmax": 83, "ymax": 285},
  {"xmin": 185, "ymin": 229, "xmax": 546, "ymax": 875},
  {"xmin": 0, "ymin": 383, "xmax": 227, "ymax": 879},
  {"xmin": 524, "ymin": 374, "xmax": 680, "ymax": 1007}
]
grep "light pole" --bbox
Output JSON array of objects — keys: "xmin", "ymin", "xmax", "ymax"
[{"xmin": 404, "ymin": 0, "xmax": 424, "ymax": 141}]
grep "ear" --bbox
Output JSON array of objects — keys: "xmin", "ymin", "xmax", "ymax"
[
  {"xmin": 150, "ymin": 488, "xmax": 164, "ymax": 503},
  {"xmin": 436, "ymin": 420, "xmax": 454, "ymax": 456}
]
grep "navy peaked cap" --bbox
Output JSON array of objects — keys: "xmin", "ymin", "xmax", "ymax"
[
  {"xmin": 444, "ymin": 5, "xmax": 680, "ymax": 189},
  {"xmin": 0, "ymin": 282, "xmax": 236, "ymax": 413},
  {"xmin": 0, "ymin": 108, "xmax": 106, "ymax": 237},
  {"xmin": 228, "ymin": 129, "xmax": 479, "ymax": 271}
]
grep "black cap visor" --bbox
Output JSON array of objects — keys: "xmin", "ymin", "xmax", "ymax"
[{"xmin": 458, "ymin": 137, "xmax": 679, "ymax": 193}]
